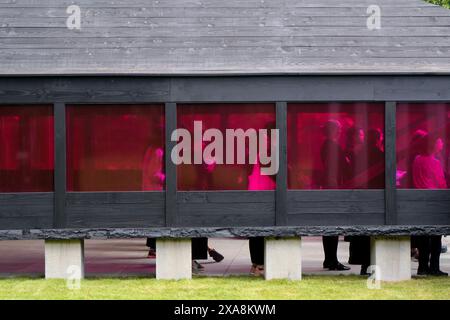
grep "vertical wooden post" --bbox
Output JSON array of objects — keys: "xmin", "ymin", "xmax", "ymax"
[
  {"xmin": 276, "ymin": 102, "xmax": 288, "ymax": 226},
  {"xmin": 53, "ymin": 102, "xmax": 66, "ymax": 228},
  {"xmin": 165, "ymin": 102, "xmax": 177, "ymax": 227},
  {"xmin": 384, "ymin": 102, "xmax": 397, "ymax": 225}
]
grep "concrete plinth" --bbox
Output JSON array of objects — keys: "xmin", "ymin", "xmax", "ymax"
[
  {"xmin": 45, "ymin": 239, "xmax": 85, "ymax": 279},
  {"xmin": 370, "ymin": 236, "xmax": 411, "ymax": 282},
  {"xmin": 156, "ymin": 238, "xmax": 192, "ymax": 280},
  {"xmin": 264, "ymin": 237, "xmax": 302, "ymax": 280}
]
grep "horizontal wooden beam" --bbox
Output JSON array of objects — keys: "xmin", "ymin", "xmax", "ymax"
[
  {"xmin": 1, "ymin": 225, "xmax": 450, "ymax": 241},
  {"xmin": 0, "ymin": 75, "xmax": 450, "ymax": 103}
]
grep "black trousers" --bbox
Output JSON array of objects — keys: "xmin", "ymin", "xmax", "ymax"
[
  {"xmin": 146, "ymin": 237, "xmax": 208, "ymax": 260},
  {"xmin": 348, "ymin": 236, "xmax": 371, "ymax": 267},
  {"xmin": 417, "ymin": 235, "xmax": 442, "ymax": 272},
  {"xmin": 249, "ymin": 237, "xmax": 265, "ymax": 265},
  {"xmin": 322, "ymin": 236, "xmax": 339, "ymax": 266}
]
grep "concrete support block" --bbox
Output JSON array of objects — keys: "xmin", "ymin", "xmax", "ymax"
[
  {"xmin": 156, "ymin": 238, "xmax": 192, "ymax": 280},
  {"xmin": 370, "ymin": 236, "xmax": 411, "ymax": 282},
  {"xmin": 264, "ymin": 237, "xmax": 302, "ymax": 280},
  {"xmin": 45, "ymin": 239, "xmax": 85, "ymax": 279}
]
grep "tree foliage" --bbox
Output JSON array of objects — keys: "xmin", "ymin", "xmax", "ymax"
[{"xmin": 428, "ymin": 0, "xmax": 450, "ymax": 9}]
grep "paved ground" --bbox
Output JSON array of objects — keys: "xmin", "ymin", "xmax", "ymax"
[{"xmin": 0, "ymin": 237, "xmax": 448, "ymax": 278}]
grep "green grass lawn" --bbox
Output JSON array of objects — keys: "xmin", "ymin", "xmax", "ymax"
[{"xmin": 0, "ymin": 275, "xmax": 449, "ymax": 300}]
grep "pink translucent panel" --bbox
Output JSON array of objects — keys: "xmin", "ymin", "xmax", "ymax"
[
  {"xmin": 66, "ymin": 105, "xmax": 165, "ymax": 191},
  {"xmin": 288, "ymin": 103, "xmax": 385, "ymax": 189},
  {"xmin": 177, "ymin": 104, "xmax": 276, "ymax": 190},
  {"xmin": 396, "ymin": 103, "xmax": 449, "ymax": 189},
  {"xmin": 0, "ymin": 106, "xmax": 54, "ymax": 192}
]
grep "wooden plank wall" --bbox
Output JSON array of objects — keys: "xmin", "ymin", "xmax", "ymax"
[
  {"xmin": 66, "ymin": 192, "xmax": 165, "ymax": 228},
  {"xmin": 0, "ymin": 0, "xmax": 449, "ymax": 74},
  {"xmin": 0, "ymin": 193, "xmax": 54, "ymax": 229},
  {"xmin": 0, "ymin": 76, "xmax": 449, "ymax": 230}
]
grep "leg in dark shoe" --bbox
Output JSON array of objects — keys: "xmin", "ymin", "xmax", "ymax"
[
  {"xmin": 429, "ymin": 235, "xmax": 442, "ymax": 273},
  {"xmin": 323, "ymin": 236, "xmax": 349, "ymax": 270},
  {"xmin": 322, "ymin": 236, "xmax": 339, "ymax": 268},
  {"xmin": 328, "ymin": 262, "xmax": 350, "ymax": 271},
  {"xmin": 360, "ymin": 264, "xmax": 370, "ymax": 276},
  {"xmin": 146, "ymin": 238, "xmax": 156, "ymax": 258},
  {"xmin": 417, "ymin": 267, "xmax": 430, "ymax": 276},
  {"xmin": 429, "ymin": 269, "xmax": 448, "ymax": 277},
  {"xmin": 147, "ymin": 248, "xmax": 156, "ymax": 258},
  {"xmin": 417, "ymin": 236, "xmax": 431, "ymax": 275},
  {"xmin": 146, "ymin": 238, "xmax": 156, "ymax": 248},
  {"xmin": 249, "ymin": 237, "xmax": 265, "ymax": 266}
]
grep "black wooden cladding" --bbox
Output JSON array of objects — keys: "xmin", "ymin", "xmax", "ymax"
[
  {"xmin": 66, "ymin": 192, "xmax": 165, "ymax": 228},
  {"xmin": 53, "ymin": 102, "xmax": 66, "ymax": 228},
  {"xmin": 397, "ymin": 190, "xmax": 450, "ymax": 226},
  {"xmin": 0, "ymin": 75, "xmax": 449, "ymax": 236},
  {"xmin": 384, "ymin": 102, "xmax": 397, "ymax": 225},
  {"xmin": 2, "ymin": 76, "xmax": 450, "ymax": 103},
  {"xmin": 177, "ymin": 191, "xmax": 275, "ymax": 227},
  {"xmin": 0, "ymin": 193, "xmax": 53, "ymax": 229},
  {"xmin": 165, "ymin": 102, "xmax": 177, "ymax": 227},
  {"xmin": 287, "ymin": 190, "xmax": 385, "ymax": 226},
  {"xmin": 276, "ymin": 102, "xmax": 288, "ymax": 226}
]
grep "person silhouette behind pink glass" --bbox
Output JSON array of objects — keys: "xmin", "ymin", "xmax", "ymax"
[
  {"xmin": 141, "ymin": 144, "xmax": 224, "ymax": 266},
  {"xmin": 247, "ymin": 122, "xmax": 276, "ymax": 276},
  {"xmin": 142, "ymin": 146, "xmax": 165, "ymax": 258},
  {"xmin": 320, "ymin": 120, "xmax": 350, "ymax": 271},
  {"xmin": 413, "ymin": 133, "xmax": 448, "ymax": 276},
  {"xmin": 142, "ymin": 146, "xmax": 165, "ymax": 191},
  {"xmin": 413, "ymin": 134, "xmax": 447, "ymax": 189}
]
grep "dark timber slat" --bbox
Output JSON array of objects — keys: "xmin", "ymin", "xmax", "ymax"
[
  {"xmin": 397, "ymin": 190, "xmax": 450, "ymax": 225},
  {"xmin": 385, "ymin": 102, "xmax": 397, "ymax": 225},
  {"xmin": 165, "ymin": 102, "xmax": 177, "ymax": 227},
  {"xmin": 397, "ymin": 189, "xmax": 450, "ymax": 201},
  {"xmin": 1, "ymin": 76, "xmax": 450, "ymax": 104},
  {"xmin": 0, "ymin": 77, "xmax": 171, "ymax": 103},
  {"xmin": 0, "ymin": 193, "xmax": 54, "ymax": 229},
  {"xmin": 66, "ymin": 192, "xmax": 165, "ymax": 228},
  {"xmin": 66, "ymin": 192, "xmax": 165, "ymax": 204},
  {"xmin": 53, "ymin": 102, "xmax": 66, "ymax": 228},
  {"xmin": 177, "ymin": 191, "xmax": 275, "ymax": 227},
  {"xmin": 276, "ymin": 102, "xmax": 287, "ymax": 226},
  {"xmin": 287, "ymin": 190, "xmax": 385, "ymax": 226}
]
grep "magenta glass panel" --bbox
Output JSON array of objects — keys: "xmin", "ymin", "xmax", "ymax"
[
  {"xmin": 397, "ymin": 103, "xmax": 449, "ymax": 189},
  {"xmin": 288, "ymin": 103, "xmax": 385, "ymax": 189},
  {"xmin": 66, "ymin": 105, "xmax": 165, "ymax": 191},
  {"xmin": 177, "ymin": 104, "xmax": 276, "ymax": 191},
  {"xmin": 0, "ymin": 105, "xmax": 54, "ymax": 192}
]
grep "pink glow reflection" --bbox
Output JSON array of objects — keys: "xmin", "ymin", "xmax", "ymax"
[
  {"xmin": 177, "ymin": 103, "xmax": 276, "ymax": 191},
  {"xmin": 0, "ymin": 106, "xmax": 54, "ymax": 192},
  {"xmin": 287, "ymin": 103, "xmax": 385, "ymax": 190}
]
